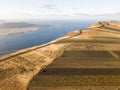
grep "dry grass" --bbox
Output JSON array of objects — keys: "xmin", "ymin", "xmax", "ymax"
[
  {"xmin": 1, "ymin": 21, "xmax": 120, "ymax": 90},
  {"xmin": 30, "ymin": 75, "xmax": 120, "ymax": 86}
]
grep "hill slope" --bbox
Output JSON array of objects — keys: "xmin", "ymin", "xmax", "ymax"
[{"xmin": 0, "ymin": 20, "xmax": 120, "ymax": 90}]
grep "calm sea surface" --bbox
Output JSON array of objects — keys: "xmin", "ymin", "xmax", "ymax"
[{"xmin": 0, "ymin": 20, "xmax": 96, "ymax": 55}]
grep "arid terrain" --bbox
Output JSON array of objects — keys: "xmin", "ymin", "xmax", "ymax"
[
  {"xmin": 0, "ymin": 20, "xmax": 120, "ymax": 90},
  {"xmin": 0, "ymin": 22, "xmax": 41, "ymax": 35},
  {"xmin": 0, "ymin": 27, "xmax": 41, "ymax": 35}
]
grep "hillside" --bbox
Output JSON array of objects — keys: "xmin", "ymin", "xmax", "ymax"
[{"xmin": 0, "ymin": 20, "xmax": 120, "ymax": 90}]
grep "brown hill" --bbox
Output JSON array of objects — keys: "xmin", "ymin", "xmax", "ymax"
[{"xmin": 0, "ymin": 20, "xmax": 120, "ymax": 90}]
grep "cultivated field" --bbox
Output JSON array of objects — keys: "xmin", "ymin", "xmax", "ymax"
[{"xmin": 1, "ymin": 21, "xmax": 120, "ymax": 90}]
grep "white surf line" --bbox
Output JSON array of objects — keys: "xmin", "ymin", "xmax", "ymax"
[
  {"xmin": 107, "ymin": 51, "xmax": 119, "ymax": 59},
  {"xmin": 0, "ymin": 50, "xmax": 15, "ymax": 54}
]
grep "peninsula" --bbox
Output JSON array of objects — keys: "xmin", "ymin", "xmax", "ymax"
[{"xmin": 0, "ymin": 22, "xmax": 49, "ymax": 35}]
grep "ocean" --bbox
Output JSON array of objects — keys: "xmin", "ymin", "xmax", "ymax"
[{"xmin": 0, "ymin": 20, "xmax": 96, "ymax": 56}]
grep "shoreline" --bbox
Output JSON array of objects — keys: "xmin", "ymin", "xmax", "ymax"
[
  {"xmin": 0, "ymin": 30, "xmax": 80, "ymax": 90},
  {"xmin": 1, "ymin": 21, "xmax": 120, "ymax": 90},
  {"xmin": 0, "ymin": 27, "xmax": 41, "ymax": 36},
  {"xmin": 0, "ymin": 50, "xmax": 16, "ymax": 57}
]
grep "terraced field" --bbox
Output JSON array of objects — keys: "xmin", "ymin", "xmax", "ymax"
[
  {"xmin": 61, "ymin": 51, "xmax": 113, "ymax": 57},
  {"xmin": 1, "ymin": 20, "xmax": 120, "ymax": 90},
  {"xmin": 28, "ymin": 23, "xmax": 120, "ymax": 89},
  {"xmin": 28, "ymin": 49, "xmax": 120, "ymax": 90},
  {"xmin": 114, "ymin": 51, "xmax": 120, "ymax": 57}
]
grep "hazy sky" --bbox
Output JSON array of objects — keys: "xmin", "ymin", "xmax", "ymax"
[{"xmin": 0, "ymin": 0, "xmax": 120, "ymax": 20}]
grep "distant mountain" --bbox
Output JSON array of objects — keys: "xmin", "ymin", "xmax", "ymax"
[{"xmin": 0, "ymin": 22, "xmax": 39, "ymax": 29}]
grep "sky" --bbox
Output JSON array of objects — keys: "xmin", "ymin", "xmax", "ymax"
[{"xmin": 0, "ymin": 0, "xmax": 120, "ymax": 20}]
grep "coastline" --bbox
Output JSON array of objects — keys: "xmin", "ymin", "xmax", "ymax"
[
  {"xmin": 0, "ymin": 30, "xmax": 80, "ymax": 90},
  {"xmin": 0, "ymin": 50, "xmax": 16, "ymax": 57},
  {"xmin": 0, "ymin": 27, "xmax": 41, "ymax": 36},
  {"xmin": 0, "ymin": 21, "xmax": 120, "ymax": 90}
]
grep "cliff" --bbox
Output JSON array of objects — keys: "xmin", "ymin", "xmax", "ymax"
[{"xmin": 0, "ymin": 21, "xmax": 120, "ymax": 90}]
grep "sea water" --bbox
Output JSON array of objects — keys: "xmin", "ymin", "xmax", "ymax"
[{"xmin": 0, "ymin": 20, "xmax": 96, "ymax": 55}]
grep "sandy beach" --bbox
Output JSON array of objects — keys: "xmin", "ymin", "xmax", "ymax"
[{"xmin": 0, "ymin": 27, "xmax": 40, "ymax": 35}]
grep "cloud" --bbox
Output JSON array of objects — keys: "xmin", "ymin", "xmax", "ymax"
[
  {"xmin": 0, "ymin": 11, "xmax": 41, "ymax": 20},
  {"xmin": 46, "ymin": 13, "xmax": 70, "ymax": 16},
  {"xmin": 72, "ymin": 8, "xmax": 79, "ymax": 10},
  {"xmin": 35, "ymin": 2, "xmax": 59, "ymax": 10},
  {"xmin": 14, "ymin": 12, "xmax": 34, "ymax": 17},
  {"xmin": 75, "ymin": 13, "xmax": 92, "ymax": 16}
]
